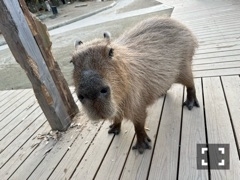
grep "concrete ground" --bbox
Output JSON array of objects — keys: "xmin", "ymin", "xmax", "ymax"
[
  {"xmin": 0, "ymin": 1, "xmax": 115, "ymax": 46},
  {"xmin": 0, "ymin": 0, "xmax": 170, "ymax": 90}
]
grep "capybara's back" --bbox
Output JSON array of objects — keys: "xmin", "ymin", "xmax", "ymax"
[
  {"xmin": 113, "ymin": 17, "xmax": 198, "ymax": 106},
  {"xmin": 72, "ymin": 17, "xmax": 199, "ymax": 154}
]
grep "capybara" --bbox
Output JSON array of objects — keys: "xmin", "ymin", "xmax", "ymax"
[{"xmin": 71, "ymin": 17, "xmax": 199, "ymax": 154}]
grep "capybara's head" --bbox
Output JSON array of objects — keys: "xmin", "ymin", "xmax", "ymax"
[{"xmin": 71, "ymin": 32, "xmax": 128, "ymax": 120}]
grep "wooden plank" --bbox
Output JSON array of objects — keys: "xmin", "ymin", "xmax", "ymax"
[
  {"xmin": 0, "ymin": 90, "xmax": 33, "ymax": 117},
  {"xmin": 49, "ymin": 121, "xmax": 110, "ymax": 180},
  {"xmin": 94, "ymin": 121, "xmax": 135, "ymax": 180},
  {"xmin": 27, "ymin": 116, "xmax": 93, "ymax": 179},
  {"xmin": 69, "ymin": 121, "xmax": 113, "ymax": 180},
  {"xmin": 189, "ymin": 20, "xmax": 240, "ymax": 31},
  {"xmin": 174, "ymin": 5, "xmax": 240, "ymax": 18},
  {"xmin": 8, "ymin": 120, "xmax": 54, "ymax": 180},
  {"xmin": 178, "ymin": 78, "xmax": 208, "ymax": 179},
  {"xmin": 26, "ymin": 128, "xmax": 81, "ymax": 180},
  {"xmin": 0, "ymin": 89, "xmax": 24, "ymax": 110},
  {"xmin": 197, "ymin": 37, "xmax": 240, "ymax": 47},
  {"xmin": 0, "ymin": 90, "xmax": 8, "ymax": 95},
  {"xmin": 197, "ymin": 34, "xmax": 240, "ymax": 45},
  {"xmin": 0, "ymin": 89, "xmax": 32, "ymax": 122},
  {"xmin": 0, "ymin": 106, "xmax": 42, "ymax": 152},
  {"xmin": 120, "ymin": 98, "xmax": 164, "ymax": 180},
  {"xmin": 194, "ymin": 68, "xmax": 240, "ymax": 78},
  {"xmin": 203, "ymin": 77, "xmax": 240, "ymax": 179},
  {"xmin": 0, "ymin": 90, "xmax": 33, "ymax": 128},
  {"xmin": 0, "ymin": 113, "xmax": 45, "ymax": 168},
  {"xmin": 0, "ymin": 90, "xmax": 22, "ymax": 107},
  {"xmin": 190, "ymin": 21, "xmax": 240, "ymax": 32},
  {"xmin": 221, "ymin": 76, "xmax": 240, "ymax": 151},
  {"xmin": 177, "ymin": 9, "xmax": 240, "ymax": 21},
  {"xmin": 0, "ymin": 89, "xmax": 30, "ymax": 115},
  {"xmin": 182, "ymin": 8, "xmax": 240, "ymax": 20},
  {"xmin": 172, "ymin": 1, "xmax": 240, "ymax": 17},
  {"xmin": 0, "ymin": 120, "xmax": 52, "ymax": 179},
  {"xmin": 195, "ymin": 31, "xmax": 240, "ymax": 42},
  {"xmin": 198, "ymin": 42, "xmax": 240, "ymax": 51},
  {"xmin": 187, "ymin": 20, "xmax": 240, "ymax": 30},
  {"xmin": 148, "ymin": 84, "xmax": 183, "ymax": 179},
  {"xmin": 186, "ymin": 11, "xmax": 240, "ymax": 21},
  {"xmin": 189, "ymin": 21, "xmax": 240, "ymax": 32},
  {"xmin": 193, "ymin": 55, "xmax": 240, "ymax": 65},
  {"xmin": 179, "ymin": 13, "xmax": 239, "ymax": 22},
  {"xmin": 0, "ymin": 100, "xmax": 39, "ymax": 140},
  {"xmin": 197, "ymin": 36, "xmax": 240, "ymax": 45},
  {"xmin": 10, "ymin": 91, "xmax": 79, "ymax": 179},
  {"xmin": 197, "ymin": 37, "xmax": 239, "ymax": 48},
  {"xmin": 194, "ymin": 50, "xmax": 240, "ymax": 60},
  {"xmin": 196, "ymin": 43, "xmax": 240, "ymax": 55},
  {"xmin": 193, "ymin": 61, "xmax": 240, "ymax": 71},
  {"xmin": 195, "ymin": 27, "xmax": 240, "ymax": 37},
  {"xmin": 0, "ymin": 121, "xmax": 53, "ymax": 179},
  {"xmin": 186, "ymin": 15, "xmax": 240, "ymax": 26},
  {"xmin": 0, "ymin": 90, "xmax": 13, "ymax": 102}
]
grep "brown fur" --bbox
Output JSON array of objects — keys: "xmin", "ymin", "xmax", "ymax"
[{"xmin": 71, "ymin": 17, "xmax": 199, "ymax": 153}]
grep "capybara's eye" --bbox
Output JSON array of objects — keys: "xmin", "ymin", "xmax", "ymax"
[
  {"xmin": 108, "ymin": 48, "xmax": 114, "ymax": 58},
  {"xmin": 70, "ymin": 59, "xmax": 73, "ymax": 63}
]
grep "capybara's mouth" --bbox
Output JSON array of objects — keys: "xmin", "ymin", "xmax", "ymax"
[
  {"xmin": 82, "ymin": 101, "xmax": 116, "ymax": 121},
  {"xmin": 84, "ymin": 108, "xmax": 114, "ymax": 120}
]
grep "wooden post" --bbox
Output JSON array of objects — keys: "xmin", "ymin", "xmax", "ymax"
[{"xmin": 0, "ymin": 0, "xmax": 79, "ymax": 131}]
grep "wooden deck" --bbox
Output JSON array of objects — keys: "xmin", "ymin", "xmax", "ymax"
[{"xmin": 1, "ymin": 0, "xmax": 240, "ymax": 179}]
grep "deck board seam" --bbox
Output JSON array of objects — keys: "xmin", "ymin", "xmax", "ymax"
[
  {"xmin": 200, "ymin": 78, "xmax": 211, "ymax": 180},
  {"xmin": 146, "ymin": 95, "xmax": 166, "ymax": 179},
  {"xmin": 220, "ymin": 76, "xmax": 240, "ymax": 160}
]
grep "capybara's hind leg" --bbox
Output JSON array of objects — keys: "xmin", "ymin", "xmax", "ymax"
[
  {"xmin": 108, "ymin": 115, "xmax": 122, "ymax": 135},
  {"xmin": 183, "ymin": 87, "xmax": 200, "ymax": 110},
  {"xmin": 177, "ymin": 67, "xmax": 200, "ymax": 110},
  {"xmin": 132, "ymin": 110, "xmax": 151, "ymax": 154}
]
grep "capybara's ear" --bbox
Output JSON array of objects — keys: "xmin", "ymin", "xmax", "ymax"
[
  {"xmin": 103, "ymin": 32, "xmax": 111, "ymax": 41},
  {"xmin": 70, "ymin": 58, "xmax": 75, "ymax": 64},
  {"xmin": 74, "ymin": 40, "xmax": 83, "ymax": 49},
  {"xmin": 109, "ymin": 48, "xmax": 114, "ymax": 58}
]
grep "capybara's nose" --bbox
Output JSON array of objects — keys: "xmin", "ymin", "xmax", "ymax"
[
  {"xmin": 78, "ymin": 86, "xmax": 110, "ymax": 102},
  {"xmin": 78, "ymin": 70, "xmax": 110, "ymax": 102}
]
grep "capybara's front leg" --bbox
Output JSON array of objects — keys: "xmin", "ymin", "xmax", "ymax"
[
  {"xmin": 132, "ymin": 110, "xmax": 151, "ymax": 154},
  {"xmin": 108, "ymin": 122, "xmax": 121, "ymax": 135},
  {"xmin": 108, "ymin": 116, "xmax": 122, "ymax": 135}
]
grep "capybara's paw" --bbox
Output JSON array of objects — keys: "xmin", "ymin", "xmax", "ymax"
[
  {"xmin": 183, "ymin": 98, "xmax": 200, "ymax": 110},
  {"xmin": 132, "ymin": 136, "xmax": 151, "ymax": 154},
  {"xmin": 108, "ymin": 123, "xmax": 121, "ymax": 135}
]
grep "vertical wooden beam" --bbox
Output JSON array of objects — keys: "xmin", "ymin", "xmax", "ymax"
[{"xmin": 0, "ymin": 0, "xmax": 79, "ymax": 131}]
